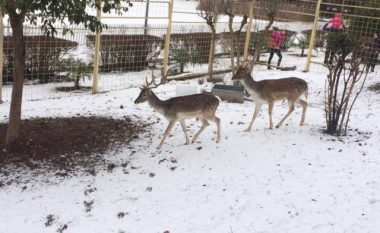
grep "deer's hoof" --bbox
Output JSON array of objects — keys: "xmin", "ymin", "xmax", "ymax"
[
  {"xmin": 275, "ymin": 125, "xmax": 280, "ymax": 129},
  {"xmin": 244, "ymin": 129, "xmax": 251, "ymax": 132}
]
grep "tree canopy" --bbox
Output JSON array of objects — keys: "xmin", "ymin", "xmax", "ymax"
[{"xmin": 0, "ymin": 0, "xmax": 132, "ymax": 34}]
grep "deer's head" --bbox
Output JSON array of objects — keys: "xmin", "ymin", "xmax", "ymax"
[
  {"xmin": 231, "ymin": 63, "xmax": 251, "ymax": 81},
  {"xmin": 134, "ymin": 70, "xmax": 163, "ymax": 104},
  {"xmin": 134, "ymin": 87, "xmax": 153, "ymax": 104}
]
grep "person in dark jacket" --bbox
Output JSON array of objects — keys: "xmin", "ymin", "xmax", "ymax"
[{"xmin": 364, "ymin": 32, "xmax": 380, "ymax": 72}]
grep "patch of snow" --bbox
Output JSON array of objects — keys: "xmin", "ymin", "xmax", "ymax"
[{"xmin": 1, "ymin": 45, "xmax": 380, "ymax": 233}]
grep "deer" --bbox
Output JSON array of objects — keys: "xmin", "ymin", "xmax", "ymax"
[
  {"xmin": 231, "ymin": 63, "xmax": 308, "ymax": 132},
  {"xmin": 134, "ymin": 72, "xmax": 221, "ymax": 149}
]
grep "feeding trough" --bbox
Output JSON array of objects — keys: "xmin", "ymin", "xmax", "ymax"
[{"xmin": 211, "ymin": 84, "xmax": 245, "ymax": 103}]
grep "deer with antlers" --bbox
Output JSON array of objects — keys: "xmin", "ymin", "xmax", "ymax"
[
  {"xmin": 134, "ymin": 72, "xmax": 221, "ymax": 149},
  {"xmin": 232, "ymin": 63, "xmax": 308, "ymax": 132}
]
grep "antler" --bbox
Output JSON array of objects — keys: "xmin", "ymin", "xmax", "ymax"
[
  {"xmin": 143, "ymin": 66, "xmax": 172, "ymax": 89},
  {"xmin": 144, "ymin": 69, "xmax": 164, "ymax": 89}
]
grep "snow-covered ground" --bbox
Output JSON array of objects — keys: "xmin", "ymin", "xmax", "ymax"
[{"xmin": 1, "ymin": 49, "xmax": 380, "ymax": 233}]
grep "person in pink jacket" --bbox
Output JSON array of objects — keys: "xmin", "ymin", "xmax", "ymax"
[
  {"xmin": 267, "ymin": 26, "xmax": 286, "ymax": 69},
  {"xmin": 323, "ymin": 13, "xmax": 346, "ymax": 32},
  {"xmin": 323, "ymin": 13, "xmax": 347, "ymax": 64}
]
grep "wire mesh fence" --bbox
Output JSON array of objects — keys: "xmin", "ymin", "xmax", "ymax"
[
  {"xmin": 312, "ymin": 0, "xmax": 380, "ymax": 68},
  {"xmin": 1, "ymin": 25, "xmax": 95, "ymax": 101},
  {"xmin": 87, "ymin": 24, "xmax": 168, "ymax": 92},
  {"xmin": 1, "ymin": 0, "xmax": 379, "ymax": 102}
]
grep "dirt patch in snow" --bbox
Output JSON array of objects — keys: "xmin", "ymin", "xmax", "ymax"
[{"xmin": 0, "ymin": 116, "xmax": 147, "ymax": 186}]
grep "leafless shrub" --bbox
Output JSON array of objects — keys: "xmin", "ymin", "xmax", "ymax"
[{"xmin": 324, "ymin": 32, "xmax": 369, "ymax": 135}]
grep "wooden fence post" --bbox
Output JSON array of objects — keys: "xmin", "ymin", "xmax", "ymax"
[
  {"xmin": 144, "ymin": 0, "xmax": 150, "ymax": 35},
  {"xmin": 0, "ymin": 7, "xmax": 3, "ymax": 103},
  {"xmin": 243, "ymin": 0, "xmax": 255, "ymax": 62},
  {"xmin": 304, "ymin": 0, "xmax": 323, "ymax": 72},
  {"xmin": 207, "ymin": 23, "xmax": 217, "ymax": 79},
  {"xmin": 162, "ymin": 0, "xmax": 173, "ymax": 82},
  {"xmin": 92, "ymin": 1, "xmax": 101, "ymax": 94}
]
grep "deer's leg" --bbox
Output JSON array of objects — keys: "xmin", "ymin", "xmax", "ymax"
[
  {"xmin": 180, "ymin": 120, "xmax": 190, "ymax": 145},
  {"xmin": 298, "ymin": 99, "xmax": 308, "ymax": 126},
  {"xmin": 191, "ymin": 118, "xmax": 209, "ymax": 143},
  {"xmin": 207, "ymin": 115, "xmax": 221, "ymax": 143},
  {"xmin": 157, "ymin": 120, "xmax": 176, "ymax": 149},
  {"xmin": 276, "ymin": 101, "xmax": 295, "ymax": 128},
  {"xmin": 214, "ymin": 116, "xmax": 221, "ymax": 143},
  {"xmin": 245, "ymin": 103, "xmax": 262, "ymax": 132},
  {"xmin": 268, "ymin": 101, "xmax": 274, "ymax": 129}
]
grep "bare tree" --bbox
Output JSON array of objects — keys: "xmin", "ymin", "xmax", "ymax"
[
  {"xmin": 197, "ymin": 0, "xmax": 220, "ymax": 79},
  {"xmin": 248, "ymin": 0, "xmax": 277, "ymax": 71},
  {"xmin": 218, "ymin": 0, "xmax": 248, "ymax": 74}
]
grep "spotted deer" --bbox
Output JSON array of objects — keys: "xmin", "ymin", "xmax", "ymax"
[
  {"xmin": 134, "ymin": 74, "xmax": 221, "ymax": 149},
  {"xmin": 232, "ymin": 63, "xmax": 308, "ymax": 132}
]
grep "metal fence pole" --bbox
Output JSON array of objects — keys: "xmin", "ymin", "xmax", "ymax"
[
  {"xmin": 162, "ymin": 0, "xmax": 173, "ymax": 82},
  {"xmin": 0, "ymin": 7, "xmax": 3, "ymax": 103},
  {"xmin": 92, "ymin": 1, "xmax": 101, "ymax": 94},
  {"xmin": 243, "ymin": 0, "xmax": 255, "ymax": 62},
  {"xmin": 304, "ymin": 0, "xmax": 323, "ymax": 72}
]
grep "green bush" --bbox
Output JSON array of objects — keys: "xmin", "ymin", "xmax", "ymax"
[
  {"xmin": 170, "ymin": 32, "xmax": 212, "ymax": 64},
  {"xmin": 170, "ymin": 47, "xmax": 191, "ymax": 74},
  {"xmin": 293, "ymin": 36, "xmax": 308, "ymax": 57},
  {"xmin": 326, "ymin": 32, "xmax": 361, "ymax": 56},
  {"xmin": 54, "ymin": 57, "xmax": 93, "ymax": 90}
]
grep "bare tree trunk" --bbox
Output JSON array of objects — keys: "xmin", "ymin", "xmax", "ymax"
[
  {"xmin": 343, "ymin": 69, "xmax": 368, "ymax": 135},
  {"xmin": 228, "ymin": 15, "xmax": 236, "ymax": 74},
  {"xmin": 236, "ymin": 44, "xmax": 242, "ymax": 66},
  {"xmin": 249, "ymin": 19, "xmax": 274, "ymax": 72},
  {"xmin": 74, "ymin": 75, "xmax": 81, "ymax": 90},
  {"xmin": 5, "ymin": 13, "xmax": 26, "ymax": 148}
]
